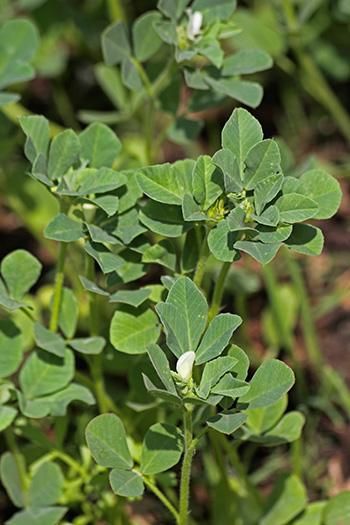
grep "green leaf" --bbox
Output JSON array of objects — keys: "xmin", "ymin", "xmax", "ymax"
[
  {"xmin": 110, "ymin": 306, "xmax": 160, "ymax": 354},
  {"xmin": 208, "ymin": 221, "xmax": 239, "ymax": 263},
  {"xmin": 140, "ymin": 201, "xmax": 187, "ymax": 238},
  {"xmin": 246, "ymin": 396, "xmax": 287, "ymax": 435},
  {"xmin": 102, "ymin": 22, "xmax": 131, "ymax": 66},
  {"xmin": 19, "ymin": 349, "xmax": 74, "ymax": 399},
  {"xmin": 142, "ymin": 240, "xmax": 177, "ymax": 271},
  {"xmin": 211, "ymin": 374, "xmax": 250, "ymax": 398},
  {"xmin": 137, "ymin": 161, "xmax": 192, "ymax": 205},
  {"xmin": 0, "ymin": 406, "xmax": 17, "ymax": 432},
  {"xmin": 192, "ymin": 155, "xmax": 223, "ymax": 210},
  {"xmin": 121, "ymin": 58, "xmax": 142, "ymax": 91},
  {"xmin": 228, "ymin": 344, "xmax": 249, "ymax": 380},
  {"xmin": 254, "ymin": 174, "xmax": 283, "ymax": 215},
  {"xmin": 140, "ymin": 423, "xmax": 183, "ymax": 475},
  {"xmin": 0, "ymin": 320, "xmax": 23, "ymax": 379},
  {"xmin": 109, "ymin": 288, "xmax": 151, "ymax": 307},
  {"xmin": 47, "ymin": 129, "xmax": 80, "ymax": 180},
  {"xmin": 234, "ymin": 240, "xmax": 281, "ymax": 264},
  {"xmin": 256, "ymin": 224, "xmax": 292, "ymax": 244},
  {"xmin": 244, "ymin": 139, "xmax": 281, "ymax": 190},
  {"xmin": 109, "ymin": 469, "xmax": 144, "ymax": 498},
  {"xmin": 58, "ymin": 287, "xmax": 78, "ymax": 339},
  {"xmin": 197, "ymin": 356, "xmax": 238, "ymax": 399},
  {"xmin": 86, "ymin": 413, "xmax": 132, "ymax": 469},
  {"xmin": 196, "ymin": 313, "xmax": 242, "ymax": 365},
  {"xmin": 207, "ymin": 77, "xmax": 263, "ymax": 108},
  {"xmin": 239, "ymin": 359, "xmax": 295, "ymax": 408},
  {"xmin": 223, "ymin": 48, "xmax": 272, "ymax": 75},
  {"xmin": 293, "ymin": 502, "xmax": 326, "ymax": 525},
  {"xmin": 157, "ymin": 0, "xmax": 190, "ymax": 19},
  {"xmin": 222, "ymin": 108, "xmax": 263, "ymax": 178},
  {"xmin": 0, "ymin": 452, "xmax": 24, "ymax": 507},
  {"xmin": 34, "ymin": 323, "xmax": 66, "ymax": 357},
  {"xmin": 114, "ymin": 208, "xmax": 146, "ymax": 245},
  {"xmin": 84, "ymin": 241, "xmax": 124, "ymax": 274},
  {"xmin": 79, "ymin": 275, "xmax": 109, "ymax": 296},
  {"xmin": 1, "ymin": 250, "xmax": 42, "ymax": 300},
  {"xmin": 254, "ymin": 205, "xmax": 280, "ymax": 227},
  {"xmin": 143, "ymin": 374, "xmax": 182, "ymax": 406},
  {"xmin": 69, "ymin": 337, "xmax": 105, "ymax": 355},
  {"xmin": 212, "ymin": 148, "xmax": 242, "ymax": 193},
  {"xmin": 324, "ymin": 492, "xmax": 350, "ymax": 525},
  {"xmin": 260, "ymin": 411, "xmax": 305, "ymax": 446},
  {"xmin": 45, "ymin": 213, "xmax": 84, "ymax": 242},
  {"xmin": 147, "ymin": 344, "xmax": 177, "ymax": 394},
  {"xmin": 276, "ymin": 193, "xmax": 318, "ymax": 223},
  {"xmin": 156, "ymin": 277, "xmax": 208, "ymax": 357},
  {"xmin": 133, "ymin": 11, "xmax": 162, "ymax": 62},
  {"xmin": 261, "ymin": 475, "xmax": 307, "ymax": 525},
  {"xmin": 192, "ymin": 0, "xmax": 236, "ymax": 22},
  {"xmin": 167, "ymin": 117, "xmax": 203, "ymax": 146},
  {"xmin": 78, "ymin": 167, "xmax": 126, "ymax": 195},
  {"xmin": 20, "ymin": 115, "xmax": 50, "ymax": 164},
  {"xmin": 227, "ymin": 207, "xmax": 256, "ymax": 233},
  {"xmin": 80, "ymin": 122, "xmax": 121, "ymax": 168},
  {"xmin": 29, "ymin": 462, "xmax": 64, "ymax": 507},
  {"xmin": 285, "ymin": 224, "xmax": 324, "ymax": 256},
  {"xmin": 0, "ymin": 19, "xmax": 39, "ymax": 62},
  {"xmin": 0, "ymin": 279, "xmax": 25, "ymax": 312},
  {"xmin": 196, "ymin": 38, "xmax": 224, "ymax": 68},
  {"xmin": 295, "ymin": 169, "xmax": 342, "ymax": 219},
  {"xmin": 46, "ymin": 383, "xmax": 95, "ymax": 416},
  {"xmin": 6, "ymin": 507, "xmax": 67, "ymax": 525},
  {"xmin": 207, "ymin": 412, "xmax": 246, "ymax": 435}
]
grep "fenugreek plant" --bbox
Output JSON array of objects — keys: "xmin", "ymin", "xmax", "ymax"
[{"xmin": 0, "ymin": 3, "xmax": 349, "ymax": 525}]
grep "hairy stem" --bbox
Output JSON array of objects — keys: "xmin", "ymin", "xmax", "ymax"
[
  {"xmin": 49, "ymin": 241, "xmax": 67, "ymax": 333},
  {"xmin": 208, "ymin": 261, "xmax": 231, "ymax": 321},
  {"xmin": 193, "ymin": 234, "xmax": 209, "ymax": 288},
  {"xmin": 179, "ymin": 409, "xmax": 195, "ymax": 525},
  {"xmin": 143, "ymin": 477, "xmax": 179, "ymax": 523}
]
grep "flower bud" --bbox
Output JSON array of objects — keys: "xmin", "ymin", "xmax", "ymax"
[
  {"xmin": 187, "ymin": 10, "xmax": 203, "ymax": 40},
  {"xmin": 176, "ymin": 351, "xmax": 196, "ymax": 382}
]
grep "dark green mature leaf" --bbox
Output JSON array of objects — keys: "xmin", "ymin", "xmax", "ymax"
[
  {"xmin": 45, "ymin": 213, "xmax": 84, "ymax": 242},
  {"xmin": 192, "ymin": 155, "xmax": 223, "ymax": 210},
  {"xmin": 140, "ymin": 423, "xmax": 183, "ymax": 475},
  {"xmin": 324, "ymin": 492, "xmax": 350, "ymax": 525},
  {"xmin": 0, "ymin": 279, "xmax": 25, "ymax": 312},
  {"xmin": 254, "ymin": 174, "xmax": 283, "ymax": 215},
  {"xmin": 143, "ymin": 374, "xmax": 182, "ymax": 406},
  {"xmin": 69, "ymin": 337, "xmax": 105, "ymax": 355},
  {"xmin": 0, "ymin": 406, "xmax": 17, "ymax": 432},
  {"xmin": 234, "ymin": 240, "xmax": 281, "ymax": 264},
  {"xmin": 84, "ymin": 242, "xmax": 124, "ymax": 274},
  {"xmin": 109, "ymin": 288, "xmax": 151, "ymax": 307},
  {"xmin": 256, "ymin": 224, "xmax": 292, "ymax": 244},
  {"xmin": 59, "ymin": 287, "xmax": 79, "ymax": 338},
  {"xmin": 1, "ymin": 250, "xmax": 42, "ymax": 300},
  {"xmin": 192, "ymin": 0, "xmax": 236, "ymax": 22},
  {"xmin": 276, "ymin": 194, "xmax": 318, "ymax": 223},
  {"xmin": 296, "ymin": 169, "xmax": 342, "ymax": 219},
  {"xmin": 110, "ymin": 306, "xmax": 160, "ymax": 354},
  {"xmin": 6, "ymin": 507, "xmax": 67, "ymax": 525},
  {"xmin": 29, "ymin": 462, "xmax": 64, "ymax": 507},
  {"xmin": 121, "ymin": 58, "xmax": 142, "ymax": 91},
  {"xmin": 19, "ymin": 349, "xmax": 74, "ymax": 399},
  {"xmin": 229, "ymin": 345, "xmax": 250, "ymax": 380},
  {"xmin": 140, "ymin": 201, "xmax": 187, "ymax": 238},
  {"xmin": 102, "ymin": 22, "xmax": 131, "ymax": 66},
  {"xmin": 212, "ymin": 148, "xmax": 242, "ymax": 193},
  {"xmin": 138, "ymin": 161, "xmax": 192, "ymax": 205},
  {"xmin": 223, "ymin": 48, "xmax": 272, "ymax": 76},
  {"xmin": 86, "ymin": 413, "xmax": 132, "ymax": 469},
  {"xmin": 261, "ymin": 475, "xmax": 307, "ymax": 525},
  {"xmin": 147, "ymin": 344, "xmax": 177, "ymax": 394},
  {"xmin": 207, "ymin": 412, "xmax": 246, "ymax": 435},
  {"xmin": 254, "ymin": 205, "xmax": 280, "ymax": 227},
  {"xmin": 0, "ymin": 452, "xmax": 24, "ymax": 507},
  {"xmin": 158, "ymin": 0, "xmax": 190, "ymax": 19},
  {"xmin": 244, "ymin": 139, "xmax": 281, "ymax": 190},
  {"xmin": 207, "ymin": 77, "xmax": 263, "ymax": 108},
  {"xmin": 196, "ymin": 313, "xmax": 242, "ymax": 364},
  {"xmin": 197, "ymin": 356, "xmax": 238, "ymax": 399},
  {"xmin": 239, "ymin": 359, "xmax": 295, "ymax": 408},
  {"xmin": 47, "ymin": 130, "xmax": 80, "ymax": 180},
  {"xmin": 167, "ymin": 118, "xmax": 203, "ymax": 146},
  {"xmin": 20, "ymin": 115, "xmax": 50, "ymax": 164},
  {"xmin": 34, "ymin": 323, "xmax": 66, "ymax": 357},
  {"xmin": 133, "ymin": 11, "xmax": 162, "ymax": 62},
  {"xmin": 80, "ymin": 122, "xmax": 121, "ymax": 168},
  {"xmin": 109, "ymin": 469, "xmax": 144, "ymax": 498},
  {"xmin": 208, "ymin": 221, "xmax": 239, "ymax": 263},
  {"xmin": 285, "ymin": 224, "xmax": 324, "ymax": 256},
  {"xmin": 0, "ymin": 320, "xmax": 23, "ymax": 379},
  {"xmin": 211, "ymin": 374, "xmax": 250, "ymax": 398},
  {"xmin": 222, "ymin": 108, "xmax": 263, "ymax": 178},
  {"xmin": 142, "ymin": 240, "xmax": 177, "ymax": 271},
  {"xmin": 78, "ymin": 167, "xmax": 126, "ymax": 194}
]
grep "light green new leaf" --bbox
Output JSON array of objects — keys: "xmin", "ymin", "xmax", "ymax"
[
  {"xmin": 47, "ymin": 129, "xmax": 80, "ymax": 180},
  {"xmin": 197, "ymin": 356, "xmax": 238, "ymax": 399},
  {"xmin": 109, "ymin": 469, "xmax": 144, "ymax": 498},
  {"xmin": 133, "ymin": 11, "xmax": 162, "ymax": 62},
  {"xmin": 45, "ymin": 213, "xmax": 83, "ymax": 242},
  {"xmin": 212, "ymin": 148, "xmax": 242, "ymax": 193},
  {"xmin": 285, "ymin": 224, "xmax": 324, "ymax": 256},
  {"xmin": 276, "ymin": 193, "xmax": 318, "ymax": 223},
  {"xmin": 0, "ymin": 19, "xmax": 39, "ymax": 62},
  {"xmin": 324, "ymin": 491, "xmax": 350, "ymax": 525},
  {"xmin": 222, "ymin": 108, "xmax": 263, "ymax": 178},
  {"xmin": 254, "ymin": 205, "xmax": 280, "ymax": 227},
  {"xmin": 239, "ymin": 359, "xmax": 295, "ymax": 408},
  {"xmin": 45, "ymin": 383, "xmax": 95, "ymax": 417},
  {"xmin": 246, "ymin": 396, "xmax": 287, "ymax": 435},
  {"xmin": 142, "ymin": 240, "xmax": 177, "ymax": 271},
  {"xmin": 69, "ymin": 337, "xmax": 105, "ymax": 355},
  {"xmin": 296, "ymin": 169, "xmax": 342, "ymax": 219},
  {"xmin": 80, "ymin": 122, "xmax": 121, "ymax": 168},
  {"xmin": 138, "ymin": 160, "xmax": 192, "ymax": 205},
  {"xmin": 261, "ymin": 475, "xmax": 307, "ymax": 525},
  {"xmin": 260, "ymin": 411, "xmax": 305, "ymax": 446},
  {"xmin": 20, "ymin": 115, "xmax": 50, "ymax": 164},
  {"xmin": 0, "ymin": 320, "xmax": 23, "ymax": 379},
  {"xmin": 140, "ymin": 423, "xmax": 183, "ymax": 475},
  {"xmin": 207, "ymin": 412, "xmax": 246, "ymax": 435},
  {"xmin": 0, "ymin": 406, "xmax": 17, "ymax": 432},
  {"xmin": 1, "ymin": 250, "xmax": 42, "ymax": 300},
  {"xmin": 0, "ymin": 452, "xmax": 24, "ymax": 507},
  {"xmin": 110, "ymin": 306, "xmax": 160, "ymax": 354},
  {"xmin": 293, "ymin": 502, "xmax": 326, "ymax": 525},
  {"xmin": 196, "ymin": 313, "xmax": 242, "ymax": 365},
  {"xmin": 147, "ymin": 344, "xmax": 177, "ymax": 394},
  {"xmin": 234, "ymin": 240, "xmax": 281, "ymax": 264},
  {"xmin": 207, "ymin": 77, "xmax": 263, "ymax": 108},
  {"xmin": 86, "ymin": 413, "xmax": 132, "ymax": 469},
  {"xmin": 228, "ymin": 344, "xmax": 250, "ymax": 380},
  {"xmin": 254, "ymin": 173, "xmax": 283, "ymax": 215},
  {"xmin": 78, "ymin": 167, "xmax": 126, "ymax": 194},
  {"xmin": 244, "ymin": 139, "xmax": 281, "ymax": 191},
  {"xmin": 58, "ymin": 287, "xmax": 79, "ymax": 339},
  {"xmin": 192, "ymin": 155, "xmax": 223, "ymax": 210},
  {"xmin": 0, "ymin": 279, "xmax": 25, "ymax": 312},
  {"xmin": 29, "ymin": 462, "xmax": 64, "ymax": 508},
  {"xmin": 109, "ymin": 288, "xmax": 151, "ymax": 307},
  {"xmin": 19, "ymin": 348, "xmax": 74, "ymax": 399},
  {"xmin": 223, "ymin": 48, "xmax": 272, "ymax": 76},
  {"xmin": 121, "ymin": 58, "xmax": 142, "ymax": 91},
  {"xmin": 34, "ymin": 323, "xmax": 66, "ymax": 357},
  {"xmin": 6, "ymin": 507, "xmax": 67, "ymax": 525},
  {"xmin": 102, "ymin": 22, "xmax": 131, "ymax": 66},
  {"xmin": 211, "ymin": 374, "xmax": 250, "ymax": 398}
]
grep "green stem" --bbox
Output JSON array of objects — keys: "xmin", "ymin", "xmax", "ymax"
[
  {"xmin": 143, "ymin": 477, "xmax": 179, "ymax": 523},
  {"xmin": 4, "ymin": 430, "xmax": 28, "ymax": 494},
  {"xmin": 208, "ymin": 262, "xmax": 231, "ymax": 321},
  {"xmin": 49, "ymin": 242, "xmax": 67, "ymax": 332},
  {"xmin": 193, "ymin": 233, "xmax": 209, "ymax": 288},
  {"xmin": 179, "ymin": 409, "xmax": 195, "ymax": 525},
  {"xmin": 106, "ymin": 0, "xmax": 126, "ymax": 21}
]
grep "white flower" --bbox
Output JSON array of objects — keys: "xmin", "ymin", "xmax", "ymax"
[
  {"xmin": 176, "ymin": 351, "xmax": 196, "ymax": 382},
  {"xmin": 187, "ymin": 10, "xmax": 203, "ymax": 40}
]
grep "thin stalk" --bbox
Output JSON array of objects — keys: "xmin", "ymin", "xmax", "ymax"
[
  {"xmin": 179, "ymin": 409, "xmax": 195, "ymax": 525},
  {"xmin": 106, "ymin": 0, "xmax": 126, "ymax": 21},
  {"xmin": 193, "ymin": 233, "xmax": 209, "ymax": 288},
  {"xmin": 4, "ymin": 430, "xmax": 28, "ymax": 494},
  {"xmin": 143, "ymin": 477, "xmax": 179, "ymax": 523},
  {"xmin": 208, "ymin": 262, "xmax": 231, "ymax": 321},
  {"xmin": 49, "ymin": 242, "xmax": 67, "ymax": 333}
]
